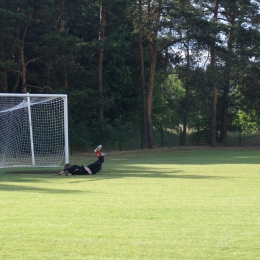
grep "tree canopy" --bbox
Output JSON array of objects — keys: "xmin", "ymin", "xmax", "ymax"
[{"xmin": 1, "ymin": 0, "xmax": 260, "ymax": 149}]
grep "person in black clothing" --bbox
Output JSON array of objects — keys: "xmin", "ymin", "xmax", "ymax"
[{"xmin": 57, "ymin": 145, "xmax": 104, "ymax": 176}]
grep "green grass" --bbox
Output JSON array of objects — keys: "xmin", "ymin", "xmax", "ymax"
[{"xmin": 1, "ymin": 147, "xmax": 260, "ymax": 259}]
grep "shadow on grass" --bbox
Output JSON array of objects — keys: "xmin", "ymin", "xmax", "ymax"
[
  {"xmin": 0, "ymin": 167, "xmax": 225, "ymax": 194},
  {"xmin": 65, "ymin": 167, "xmax": 224, "ymax": 182},
  {"xmin": 1, "ymin": 167, "xmax": 224, "ymax": 184},
  {"xmin": 0, "ymin": 173, "xmax": 85, "ymax": 193},
  {"xmin": 6, "ymin": 170, "xmax": 58, "ymax": 175},
  {"xmin": 87, "ymin": 171, "xmax": 224, "ymax": 182},
  {"xmin": 0, "ymin": 183, "xmax": 84, "ymax": 193}
]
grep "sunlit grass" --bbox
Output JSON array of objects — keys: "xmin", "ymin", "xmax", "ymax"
[{"xmin": 0, "ymin": 147, "xmax": 259, "ymax": 259}]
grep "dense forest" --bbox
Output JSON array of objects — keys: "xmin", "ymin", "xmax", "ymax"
[{"xmin": 0, "ymin": 0, "xmax": 260, "ymax": 150}]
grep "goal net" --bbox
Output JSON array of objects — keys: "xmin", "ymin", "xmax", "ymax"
[{"xmin": 0, "ymin": 94, "xmax": 69, "ymax": 168}]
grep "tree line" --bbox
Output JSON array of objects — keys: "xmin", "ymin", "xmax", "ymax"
[{"xmin": 1, "ymin": 0, "xmax": 260, "ymax": 149}]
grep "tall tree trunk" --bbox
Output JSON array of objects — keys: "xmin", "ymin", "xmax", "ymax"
[
  {"xmin": 209, "ymin": 0, "xmax": 219, "ymax": 147},
  {"xmin": 182, "ymin": 42, "xmax": 190, "ymax": 146},
  {"xmin": 12, "ymin": 52, "xmax": 21, "ymax": 93},
  {"xmin": 220, "ymin": 69, "xmax": 229, "ymax": 142},
  {"xmin": 60, "ymin": 0, "xmax": 68, "ymax": 89},
  {"xmin": 147, "ymin": 42, "xmax": 157, "ymax": 149},
  {"xmin": 21, "ymin": 47, "xmax": 27, "ymax": 93},
  {"xmin": 10, "ymin": 32, "xmax": 27, "ymax": 93},
  {"xmin": 0, "ymin": 37, "xmax": 8, "ymax": 92},
  {"xmin": 146, "ymin": 0, "xmax": 162, "ymax": 149},
  {"xmin": 63, "ymin": 67, "xmax": 68, "ymax": 88},
  {"xmin": 10, "ymin": 24, "xmax": 30, "ymax": 93},
  {"xmin": 98, "ymin": 2, "xmax": 105, "ymax": 133},
  {"xmin": 60, "ymin": 0, "xmax": 66, "ymax": 31},
  {"xmin": 138, "ymin": 0, "xmax": 147, "ymax": 146},
  {"xmin": 210, "ymin": 60, "xmax": 217, "ymax": 147},
  {"xmin": 47, "ymin": 67, "xmax": 51, "ymax": 88},
  {"xmin": 220, "ymin": 16, "xmax": 234, "ymax": 143},
  {"xmin": 182, "ymin": 89, "xmax": 189, "ymax": 146}
]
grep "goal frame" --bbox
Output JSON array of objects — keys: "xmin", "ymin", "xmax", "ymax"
[{"xmin": 0, "ymin": 93, "xmax": 69, "ymax": 167}]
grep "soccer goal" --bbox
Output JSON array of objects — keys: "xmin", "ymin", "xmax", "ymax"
[{"xmin": 0, "ymin": 93, "xmax": 69, "ymax": 168}]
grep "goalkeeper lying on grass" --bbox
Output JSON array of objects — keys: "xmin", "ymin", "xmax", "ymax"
[{"xmin": 56, "ymin": 145, "xmax": 105, "ymax": 176}]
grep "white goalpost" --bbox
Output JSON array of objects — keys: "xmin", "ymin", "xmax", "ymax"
[{"xmin": 0, "ymin": 93, "xmax": 69, "ymax": 168}]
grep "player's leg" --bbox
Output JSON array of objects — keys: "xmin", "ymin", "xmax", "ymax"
[
  {"xmin": 95, "ymin": 155, "xmax": 104, "ymax": 164},
  {"xmin": 94, "ymin": 145, "xmax": 102, "ymax": 157},
  {"xmin": 87, "ymin": 146, "xmax": 105, "ymax": 174}
]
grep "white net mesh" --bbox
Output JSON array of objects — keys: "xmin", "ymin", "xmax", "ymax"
[{"xmin": 0, "ymin": 95, "xmax": 68, "ymax": 168}]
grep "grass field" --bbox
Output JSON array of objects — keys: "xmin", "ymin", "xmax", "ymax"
[{"xmin": 0, "ymin": 147, "xmax": 259, "ymax": 260}]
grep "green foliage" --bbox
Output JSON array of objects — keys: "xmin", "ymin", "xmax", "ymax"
[
  {"xmin": 153, "ymin": 72, "xmax": 185, "ymax": 128},
  {"xmin": 235, "ymin": 110, "xmax": 260, "ymax": 132},
  {"xmin": 0, "ymin": 0, "xmax": 260, "ymax": 149}
]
